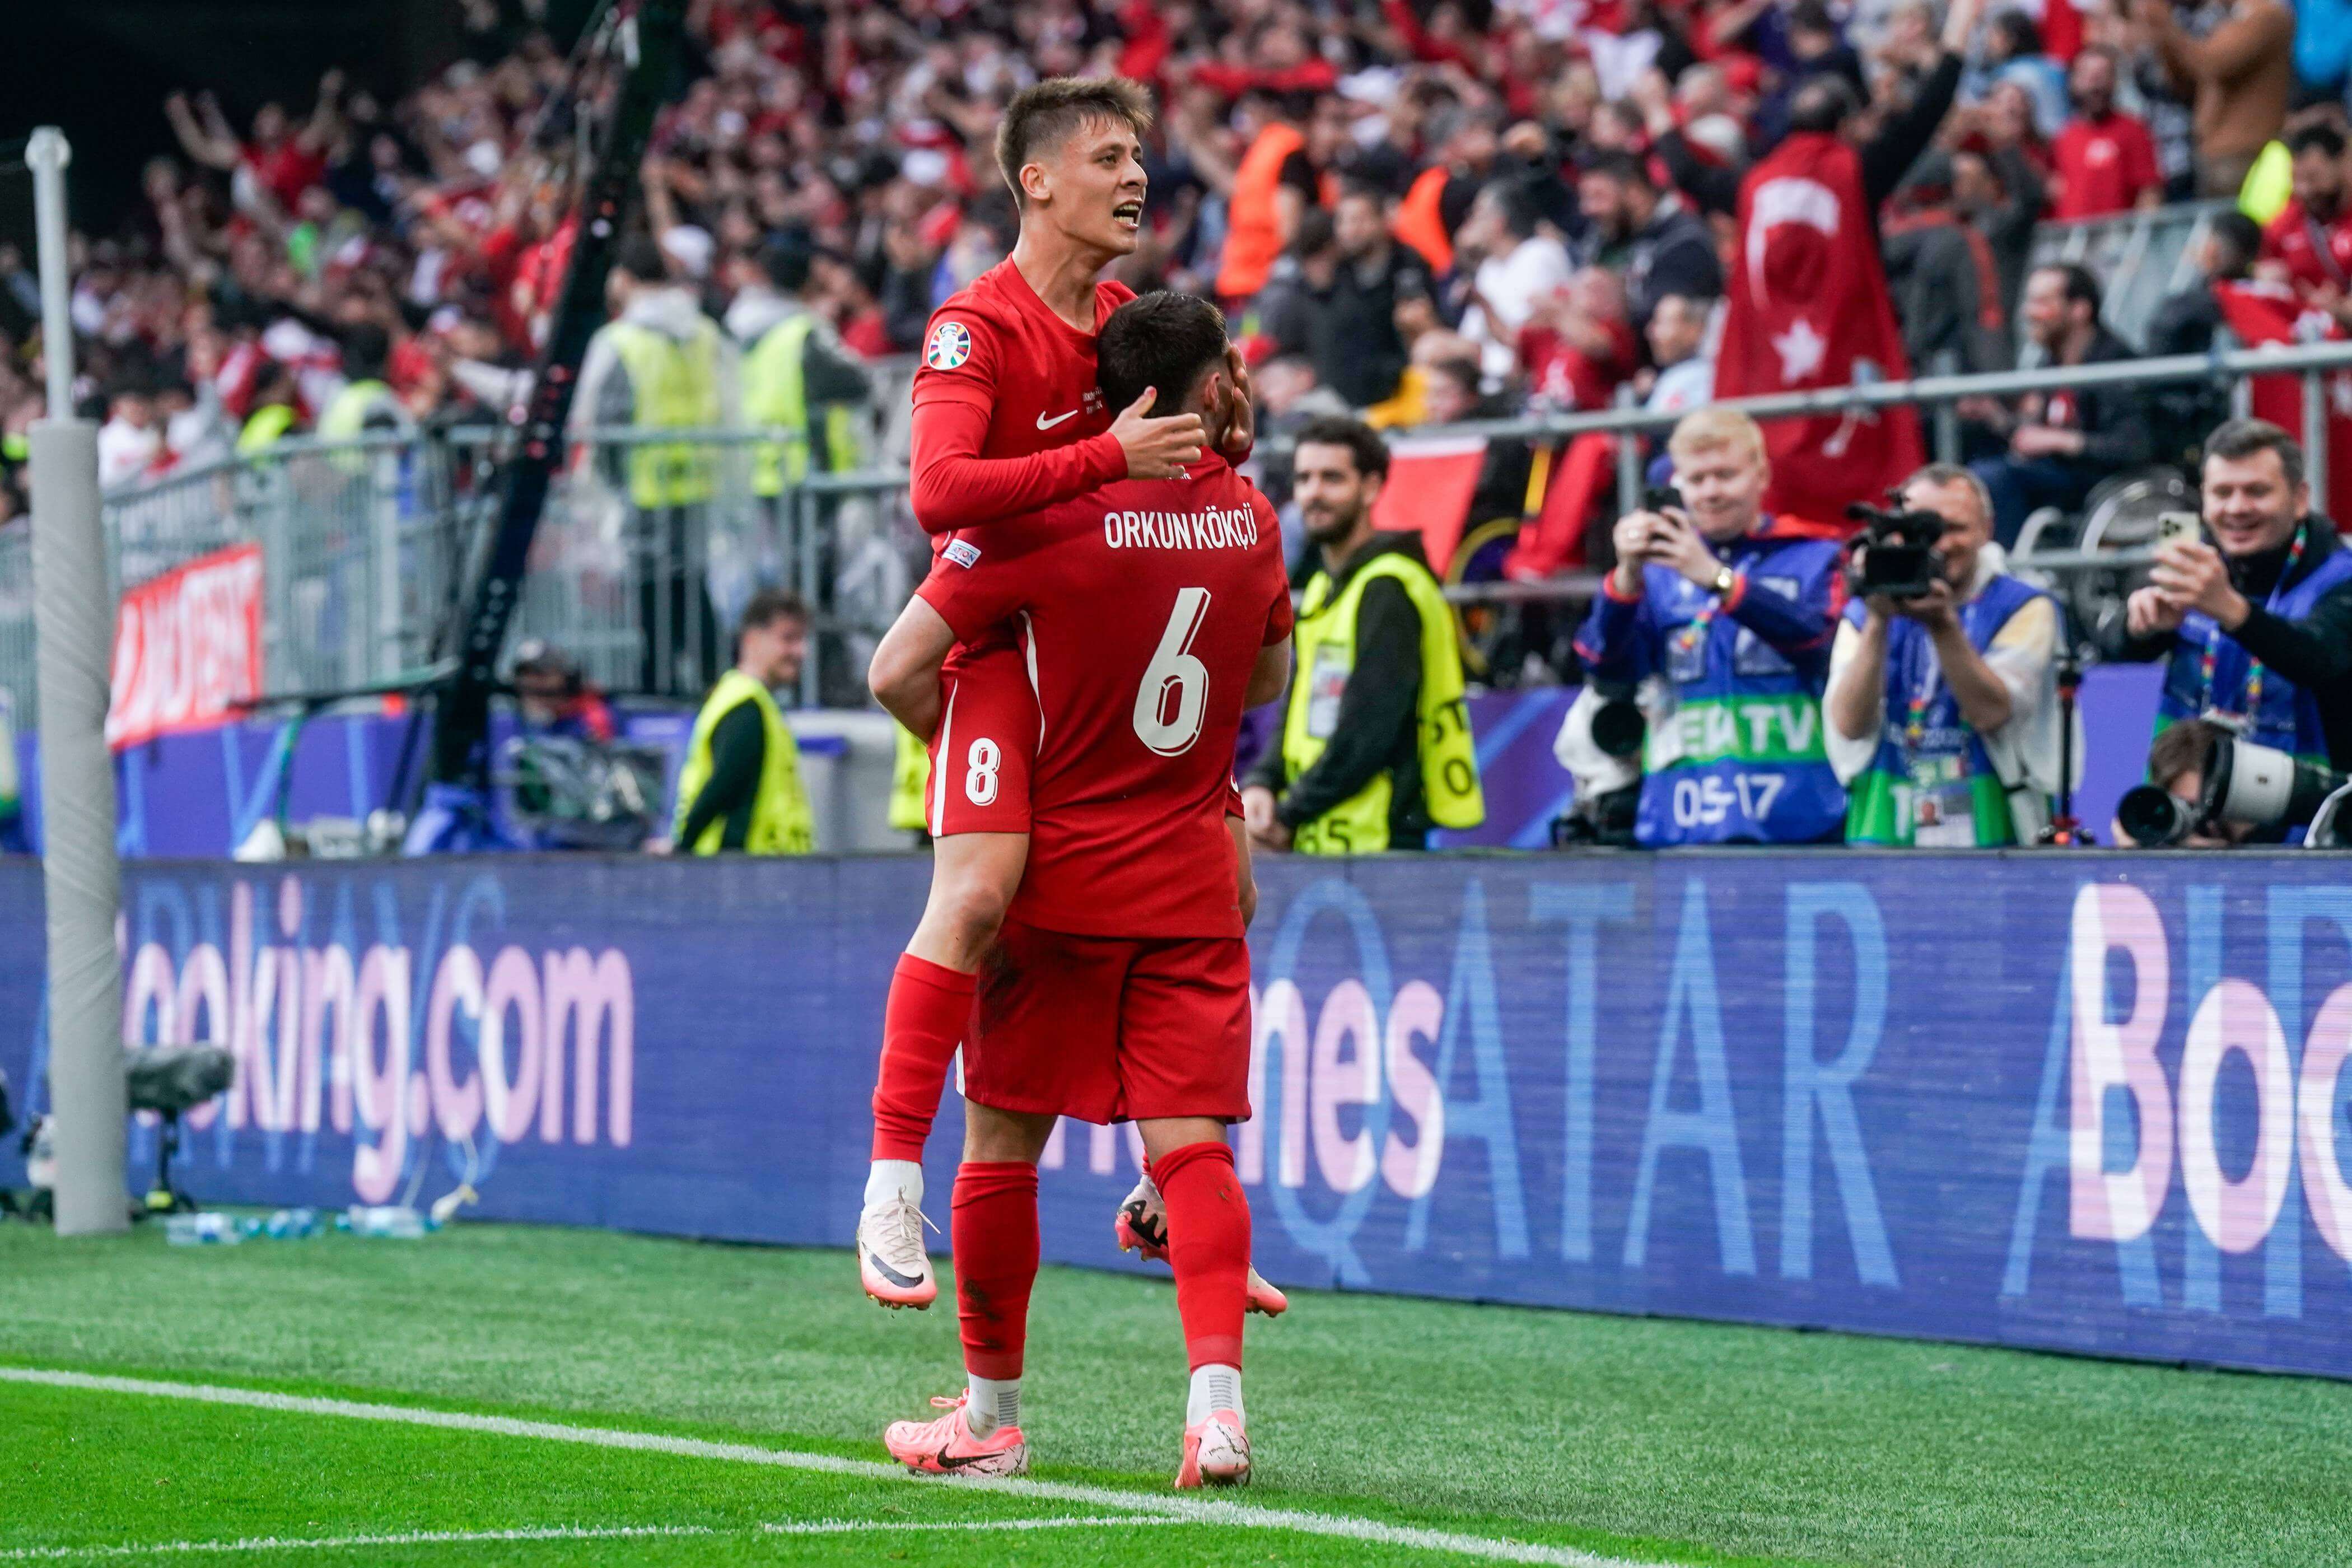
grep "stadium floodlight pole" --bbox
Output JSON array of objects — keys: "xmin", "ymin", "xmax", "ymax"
[
  {"xmin": 425, "ymin": 0, "xmax": 684, "ymax": 796},
  {"xmin": 25, "ymin": 126, "xmax": 129, "ymax": 1235}
]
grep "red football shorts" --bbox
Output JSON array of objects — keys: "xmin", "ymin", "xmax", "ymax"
[
  {"xmin": 925, "ymin": 635, "xmax": 1036, "ymax": 837},
  {"xmin": 968, "ymin": 915, "xmax": 1253, "ymax": 1125}
]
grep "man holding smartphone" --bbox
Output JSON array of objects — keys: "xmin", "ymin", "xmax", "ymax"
[
  {"xmin": 2121, "ymin": 418, "xmax": 2352, "ymax": 776},
  {"xmin": 1572, "ymin": 407, "xmax": 1850, "ymax": 846}
]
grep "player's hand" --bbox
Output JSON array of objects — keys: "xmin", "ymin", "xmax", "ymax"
[
  {"xmin": 1242, "ymin": 786, "xmax": 1288, "ymax": 851},
  {"xmin": 1891, "ymin": 577, "xmax": 1958, "ymax": 630},
  {"xmin": 2126, "ymin": 584, "xmax": 2187, "ymax": 638},
  {"xmin": 1220, "ymin": 346, "xmax": 1256, "ymax": 459},
  {"xmin": 1111, "ymin": 388, "xmax": 1205, "ymax": 479}
]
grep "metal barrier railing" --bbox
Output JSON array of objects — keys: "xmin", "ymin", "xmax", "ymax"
[
  {"xmin": 14, "ymin": 333, "xmax": 2348, "ymax": 731},
  {"xmin": 2027, "ymin": 200, "xmax": 2230, "ymax": 347}
]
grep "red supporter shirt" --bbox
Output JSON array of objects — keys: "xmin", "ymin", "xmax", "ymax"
[
  {"xmin": 2048, "ymin": 113, "xmax": 2160, "ymax": 221},
  {"xmin": 917, "ymin": 453, "xmax": 1294, "ymax": 939},
  {"xmin": 908, "ymin": 258, "xmax": 1135, "ymax": 542},
  {"xmin": 2262, "ymin": 199, "xmax": 2352, "ymax": 300}
]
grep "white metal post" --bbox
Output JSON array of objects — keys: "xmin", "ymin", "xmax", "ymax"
[{"xmin": 25, "ymin": 127, "xmax": 128, "ymax": 1235}]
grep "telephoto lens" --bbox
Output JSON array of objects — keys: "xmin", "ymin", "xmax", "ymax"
[
  {"xmin": 2115, "ymin": 783, "xmax": 2198, "ymax": 847},
  {"xmin": 2199, "ymin": 735, "xmax": 2352, "ymax": 834}
]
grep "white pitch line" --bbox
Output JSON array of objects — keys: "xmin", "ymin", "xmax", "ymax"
[
  {"xmin": 0, "ymin": 1525, "xmax": 717, "ymax": 1561},
  {"xmin": 0, "ymin": 1366, "xmax": 1672, "ymax": 1568},
  {"xmin": 763, "ymin": 1516, "xmax": 1180, "ymax": 1535}
]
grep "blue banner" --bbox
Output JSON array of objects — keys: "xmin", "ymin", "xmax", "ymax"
[{"xmin": 5, "ymin": 851, "xmax": 2351, "ymax": 1380}]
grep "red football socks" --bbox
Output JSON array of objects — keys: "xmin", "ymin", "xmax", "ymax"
[
  {"xmin": 870, "ymin": 954, "xmax": 976, "ymax": 1163},
  {"xmin": 1152, "ymin": 1140, "xmax": 1251, "ymax": 1371},
  {"xmin": 952, "ymin": 1160, "xmax": 1039, "ymax": 1380}
]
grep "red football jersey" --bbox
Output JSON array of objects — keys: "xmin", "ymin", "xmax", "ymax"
[
  {"xmin": 2048, "ymin": 113, "xmax": 2159, "ymax": 222},
  {"xmin": 917, "ymin": 453, "xmax": 1293, "ymax": 940},
  {"xmin": 2262, "ymin": 199, "xmax": 2352, "ymax": 300},
  {"xmin": 910, "ymin": 259, "xmax": 1136, "ymax": 546}
]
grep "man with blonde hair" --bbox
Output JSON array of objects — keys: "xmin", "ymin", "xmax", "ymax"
[{"xmin": 1572, "ymin": 407, "xmax": 1850, "ymax": 845}]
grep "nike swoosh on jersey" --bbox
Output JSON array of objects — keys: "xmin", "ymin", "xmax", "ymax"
[{"xmin": 1035, "ymin": 409, "xmax": 1078, "ymax": 430}]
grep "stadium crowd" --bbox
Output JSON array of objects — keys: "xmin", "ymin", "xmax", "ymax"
[{"xmin": 11, "ymin": 0, "xmax": 2348, "ymax": 512}]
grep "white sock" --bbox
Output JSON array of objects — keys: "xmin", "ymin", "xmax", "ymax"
[
  {"xmin": 965, "ymin": 1375, "xmax": 1020, "ymax": 1436},
  {"xmin": 1187, "ymin": 1364, "xmax": 1243, "ymax": 1425},
  {"xmin": 864, "ymin": 1160, "xmax": 922, "ymax": 1212}
]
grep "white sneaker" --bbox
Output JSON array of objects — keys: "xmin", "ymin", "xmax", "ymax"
[{"xmin": 857, "ymin": 1194, "xmax": 937, "ymax": 1309}]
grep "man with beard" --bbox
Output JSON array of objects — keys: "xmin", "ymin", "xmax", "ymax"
[
  {"xmin": 1571, "ymin": 151, "xmax": 1721, "ymax": 334},
  {"xmin": 2258, "ymin": 123, "xmax": 2352, "ymax": 316},
  {"xmin": 1242, "ymin": 416, "xmax": 1484, "ymax": 855},
  {"xmin": 2048, "ymin": 46, "xmax": 2162, "ymax": 220},
  {"xmin": 1965, "ymin": 263, "xmax": 2153, "ymax": 546}
]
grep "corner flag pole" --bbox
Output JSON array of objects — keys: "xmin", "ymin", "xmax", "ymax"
[{"xmin": 26, "ymin": 126, "xmax": 128, "ymax": 1235}]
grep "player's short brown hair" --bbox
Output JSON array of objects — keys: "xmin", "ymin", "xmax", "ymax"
[{"xmin": 995, "ymin": 77, "xmax": 1154, "ymax": 206}]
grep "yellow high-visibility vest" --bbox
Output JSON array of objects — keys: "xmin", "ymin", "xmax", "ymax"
[
  {"xmin": 672, "ymin": 669, "xmax": 813, "ymax": 854},
  {"xmin": 1280, "ymin": 551, "xmax": 1483, "ymax": 854},
  {"xmin": 743, "ymin": 311, "xmax": 862, "ymax": 497},
  {"xmin": 607, "ymin": 318, "xmax": 722, "ymax": 508}
]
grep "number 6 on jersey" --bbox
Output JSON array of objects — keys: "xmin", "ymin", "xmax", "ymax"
[{"xmin": 1133, "ymin": 587, "xmax": 1212, "ymax": 755}]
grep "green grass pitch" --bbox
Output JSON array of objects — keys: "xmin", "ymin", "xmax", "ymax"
[{"xmin": 2, "ymin": 1220, "xmax": 2349, "ymax": 1566}]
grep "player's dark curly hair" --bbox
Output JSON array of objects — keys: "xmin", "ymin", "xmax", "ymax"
[{"xmin": 1096, "ymin": 291, "xmax": 1229, "ymax": 420}]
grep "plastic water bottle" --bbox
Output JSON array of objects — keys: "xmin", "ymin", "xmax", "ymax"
[
  {"xmin": 340, "ymin": 1205, "xmax": 431, "ymax": 1239},
  {"xmin": 261, "ymin": 1207, "xmax": 321, "ymax": 1240},
  {"xmin": 164, "ymin": 1212, "xmax": 242, "ymax": 1246}
]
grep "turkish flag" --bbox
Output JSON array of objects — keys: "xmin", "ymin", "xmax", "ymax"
[
  {"xmin": 2214, "ymin": 279, "xmax": 2352, "ymax": 525},
  {"xmin": 1372, "ymin": 435, "xmax": 1487, "ymax": 574},
  {"xmin": 1717, "ymin": 132, "xmax": 1922, "ymax": 529}
]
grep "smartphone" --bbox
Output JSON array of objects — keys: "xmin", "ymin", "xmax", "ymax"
[{"xmin": 2157, "ymin": 511, "xmax": 2202, "ymax": 550}]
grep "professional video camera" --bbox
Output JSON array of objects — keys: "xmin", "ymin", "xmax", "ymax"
[
  {"xmin": 1844, "ymin": 498, "xmax": 1949, "ymax": 601},
  {"xmin": 494, "ymin": 735, "xmax": 673, "ymax": 852},
  {"xmin": 2116, "ymin": 732, "xmax": 2352, "ymax": 847},
  {"xmin": 1551, "ymin": 684, "xmax": 1645, "ymax": 848}
]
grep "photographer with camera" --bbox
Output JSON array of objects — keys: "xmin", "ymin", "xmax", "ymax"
[
  {"xmin": 1572, "ymin": 408, "xmax": 1849, "ymax": 846},
  {"xmin": 2122, "ymin": 419, "xmax": 2352, "ymax": 788},
  {"xmin": 1824, "ymin": 465, "xmax": 2069, "ymax": 846}
]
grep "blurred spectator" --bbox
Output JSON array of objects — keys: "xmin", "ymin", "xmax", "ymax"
[
  {"xmin": 1299, "ymin": 185, "xmax": 1430, "ymax": 408},
  {"xmin": 1217, "ymin": 94, "xmax": 1327, "ymax": 306},
  {"xmin": 1572, "ymin": 408, "xmax": 1850, "ymax": 846},
  {"xmin": 1947, "ymin": 139, "xmax": 2046, "ymax": 346},
  {"xmin": 1641, "ymin": 293, "xmax": 1716, "ymax": 417},
  {"xmin": 1522, "ymin": 269, "xmax": 1637, "ymax": 412},
  {"xmin": 97, "ymin": 388, "xmax": 162, "ymax": 490},
  {"xmin": 2048, "ymin": 46, "xmax": 2164, "ymax": 220},
  {"xmin": 730, "ymin": 230, "xmax": 873, "ymax": 484},
  {"xmin": 1242, "ymin": 416, "xmax": 1483, "ymax": 853},
  {"xmin": 575, "ymin": 235, "xmax": 740, "ymax": 697},
  {"xmin": 1571, "ymin": 150, "xmax": 1721, "ymax": 333},
  {"xmin": 236, "ymin": 361, "xmax": 304, "ymax": 454},
  {"xmin": 2146, "ymin": 210, "xmax": 2265, "ymax": 463},
  {"xmin": 1252, "ymin": 352, "xmax": 1350, "ymax": 519},
  {"xmin": 2256, "ymin": 123, "xmax": 2352, "ymax": 318},
  {"xmin": 1884, "ymin": 153, "xmax": 2007, "ymax": 376},
  {"xmin": 319, "ymin": 323, "xmax": 411, "ymax": 439},
  {"xmin": 2136, "ymin": 0, "xmax": 2295, "ymax": 197},
  {"xmin": 1966, "ymin": 9, "xmax": 2068, "ymax": 139},
  {"xmin": 1824, "ymin": 464, "xmax": 2068, "ymax": 846},
  {"xmin": 2120, "ymin": 419, "xmax": 2352, "ymax": 778},
  {"xmin": 1454, "ymin": 180, "xmax": 1573, "ymax": 384},
  {"xmin": 1966, "ymin": 264, "xmax": 2153, "ymax": 546}
]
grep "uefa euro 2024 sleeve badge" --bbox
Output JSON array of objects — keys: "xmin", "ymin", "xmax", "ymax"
[{"xmin": 925, "ymin": 321, "xmax": 972, "ymax": 371}]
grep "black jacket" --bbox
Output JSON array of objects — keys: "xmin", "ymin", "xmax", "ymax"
[
  {"xmin": 1291, "ymin": 244, "xmax": 1432, "ymax": 408},
  {"xmin": 1574, "ymin": 202, "xmax": 1722, "ymax": 330},
  {"xmin": 1248, "ymin": 531, "xmax": 1435, "ymax": 848},
  {"xmin": 2038, "ymin": 327, "xmax": 2156, "ymax": 471},
  {"xmin": 2119, "ymin": 517, "xmax": 2352, "ymax": 769}
]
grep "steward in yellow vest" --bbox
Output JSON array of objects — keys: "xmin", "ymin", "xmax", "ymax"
[
  {"xmin": 671, "ymin": 589, "xmax": 815, "ymax": 855},
  {"xmin": 578, "ymin": 236, "xmax": 736, "ymax": 510},
  {"xmin": 1242, "ymin": 417, "xmax": 1484, "ymax": 854},
  {"xmin": 731, "ymin": 235, "xmax": 872, "ymax": 496}
]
